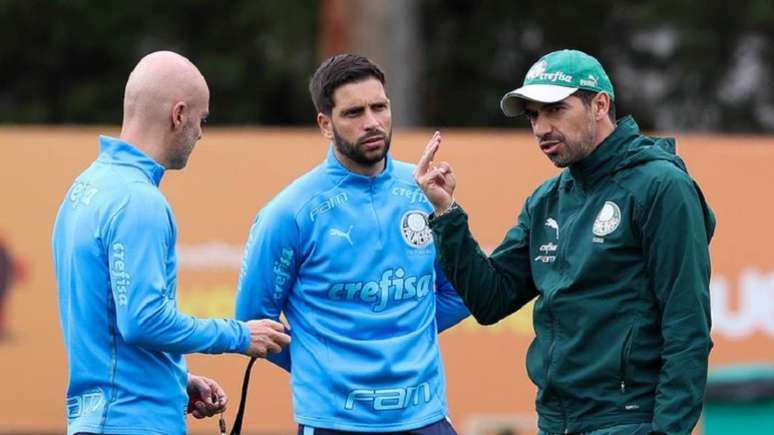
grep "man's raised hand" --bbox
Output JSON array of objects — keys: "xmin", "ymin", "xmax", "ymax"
[{"xmin": 414, "ymin": 131, "xmax": 456, "ymax": 214}]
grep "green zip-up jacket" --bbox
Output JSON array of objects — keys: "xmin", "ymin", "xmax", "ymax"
[{"xmin": 431, "ymin": 117, "xmax": 715, "ymax": 434}]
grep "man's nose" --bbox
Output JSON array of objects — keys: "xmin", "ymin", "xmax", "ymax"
[
  {"xmin": 532, "ymin": 114, "xmax": 551, "ymax": 139},
  {"xmin": 363, "ymin": 109, "xmax": 380, "ymax": 130}
]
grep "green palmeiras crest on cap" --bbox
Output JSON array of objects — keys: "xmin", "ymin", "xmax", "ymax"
[{"xmin": 501, "ymin": 49, "xmax": 615, "ymax": 117}]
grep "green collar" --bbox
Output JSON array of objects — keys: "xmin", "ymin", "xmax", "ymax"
[{"xmin": 564, "ymin": 116, "xmax": 640, "ymax": 188}]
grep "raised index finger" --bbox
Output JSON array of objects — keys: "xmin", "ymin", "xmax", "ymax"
[{"xmin": 416, "ymin": 130, "xmax": 441, "ymax": 175}]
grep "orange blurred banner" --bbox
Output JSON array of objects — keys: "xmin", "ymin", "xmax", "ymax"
[{"xmin": 0, "ymin": 127, "xmax": 771, "ymax": 433}]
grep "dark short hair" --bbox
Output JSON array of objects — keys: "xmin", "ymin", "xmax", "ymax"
[
  {"xmin": 574, "ymin": 90, "xmax": 616, "ymax": 123},
  {"xmin": 309, "ymin": 54, "xmax": 386, "ymax": 115}
]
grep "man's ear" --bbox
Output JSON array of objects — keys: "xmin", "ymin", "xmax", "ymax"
[
  {"xmin": 171, "ymin": 102, "xmax": 186, "ymax": 129},
  {"xmin": 593, "ymin": 93, "xmax": 611, "ymax": 121},
  {"xmin": 317, "ymin": 112, "xmax": 334, "ymax": 140}
]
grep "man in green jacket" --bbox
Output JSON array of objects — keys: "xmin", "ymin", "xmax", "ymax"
[{"xmin": 414, "ymin": 49, "xmax": 715, "ymax": 435}]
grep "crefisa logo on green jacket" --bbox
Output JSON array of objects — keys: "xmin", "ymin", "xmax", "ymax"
[{"xmin": 592, "ymin": 201, "xmax": 621, "ymax": 238}]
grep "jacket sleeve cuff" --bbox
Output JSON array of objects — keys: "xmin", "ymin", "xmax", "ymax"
[
  {"xmin": 429, "ymin": 202, "xmax": 464, "ymax": 225},
  {"xmin": 236, "ymin": 321, "xmax": 252, "ymax": 354}
]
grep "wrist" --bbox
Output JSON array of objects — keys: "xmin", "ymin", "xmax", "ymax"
[
  {"xmin": 237, "ymin": 320, "xmax": 252, "ymax": 354},
  {"xmin": 433, "ymin": 199, "xmax": 457, "ymax": 217}
]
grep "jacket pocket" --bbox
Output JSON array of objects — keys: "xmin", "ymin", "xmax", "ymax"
[{"xmin": 618, "ymin": 317, "xmax": 639, "ymax": 393}]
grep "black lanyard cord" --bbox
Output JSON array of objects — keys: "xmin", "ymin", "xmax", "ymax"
[{"xmin": 229, "ymin": 356, "xmax": 257, "ymax": 435}]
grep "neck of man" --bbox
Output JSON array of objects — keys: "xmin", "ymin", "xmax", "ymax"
[
  {"xmin": 582, "ymin": 117, "xmax": 617, "ymax": 160},
  {"xmin": 120, "ymin": 120, "xmax": 169, "ymax": 168},
  {"xmin": 594, "ymin": 118, "xmax": 617, "ymax": 148}
]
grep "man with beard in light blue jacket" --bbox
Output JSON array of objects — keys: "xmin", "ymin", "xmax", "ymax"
[{"xmin": 236, "ymin": 54, "xmax": 470, "ymax": 434}]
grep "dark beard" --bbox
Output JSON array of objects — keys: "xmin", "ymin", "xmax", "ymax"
[{"xmin": 333, "ymin": 127, "xmax": 392, "ymax": 167}]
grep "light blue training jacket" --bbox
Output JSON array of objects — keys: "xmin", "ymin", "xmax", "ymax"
[
  {"xmin": 236, "ymin": 147, "xmax": 470, "ymax": 432},
  {"xmin": 52, "ymin": 137, "xmax": 252, "ymax": 435}
]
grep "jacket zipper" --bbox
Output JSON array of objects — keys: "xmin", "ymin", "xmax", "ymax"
[
  {"xmin": 551, "ymin": 200, "xmax": 584, "ymax": 433},
  {"xmin": 368, "ymin": 179, "xmax": 383, "ymax": 250}
]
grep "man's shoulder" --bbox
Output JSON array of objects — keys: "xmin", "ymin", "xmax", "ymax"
[
  {"xmin": 112, "ymin": 177, "xmax": 168, "ymax": 212},
  {"xmin": 260, "ymin": 163, "xmax": 332, "ymax": 220},
  {"xmin": 389, "ymin": 159, "xmax": 425, "ymax": 191},
  {"xmin": 70, "ymin": 163, "xmax": 165, "ymax": 211},
  {"xmin": 391, "ymin": 159, "xmax": 417, "ymax": 178},
  {"xmin": 618, "ymin": 157, "xmax": 695, "ymax": 194},
  {"xmin": 630, "ymin": 157, "xmax": 689, "ymax": 177}
]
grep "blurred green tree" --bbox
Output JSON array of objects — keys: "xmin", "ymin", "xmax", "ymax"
[
  {"xmin": 419, "ymin": 0, "xmax": 774, "ymax": 131},
  {"xmin": 0, "ymin": 0, "xmax": 318, "ymax": 124},
  {"xmin": 3, "ymin": 0, "xmax": 774, "ymax": 131}
]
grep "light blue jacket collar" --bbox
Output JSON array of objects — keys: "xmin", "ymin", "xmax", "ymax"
[
  {"xmin": 97, "ymin": 135, "xmax": 166, "ymax": 186},
  {"xmin": 324, "ymin": 144, "xmax": 393, "ymax": 189}
]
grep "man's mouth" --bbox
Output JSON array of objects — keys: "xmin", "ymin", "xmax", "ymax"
[
  {"xmin": 360, "ymin": 135, "xmax": 385, "ymax": 149},
  {"xmin": 540, "ymin": 140, "xmax": 561, "ymax": 155}
]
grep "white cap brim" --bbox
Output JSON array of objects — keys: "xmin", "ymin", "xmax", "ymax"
[{"xmin": 500, "ymin": 84, "xmax": 578, "ymax": 117}]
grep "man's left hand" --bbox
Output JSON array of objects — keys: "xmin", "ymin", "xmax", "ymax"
[{"xmin": 187, "ymin": 373, "xmax": 227, "ymax": 418}]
